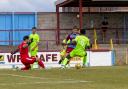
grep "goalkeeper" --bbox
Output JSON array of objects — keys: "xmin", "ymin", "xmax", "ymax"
[{"xmin": 62, "ymin": 29, "xmax": 91, "ymax": 68}]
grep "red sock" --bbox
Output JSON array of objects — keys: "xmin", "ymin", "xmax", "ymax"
[{"xmin": 38, "ymin": 60, "xmax": 45, "ymax": 68}]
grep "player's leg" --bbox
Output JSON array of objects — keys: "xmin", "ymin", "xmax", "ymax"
[
  {"xmin": 30, "ymin": 50, "xmax": 38, "ymax": 69},
  {"xmin": 70, "ymin": 49, "xmax": 86, "ymax": 67},
  {"xmin": 62, "ymin": 49, "xmax": 75, "ymax": 68},
  {"xmin": 76, "ymin": 50, "xmax": 87, "ymax": 67},
  {"xmin": 30, "ymin": 50, "xmax": 37, "ymax": 57},
  {"xmin": 24, "ymin": 57, "xmax": 36, "ymax": 70},
  {"xmin": 27, "ymin": 57, "xmax": 45, "ymax": 69},
  {"xmin": 80, "ymin": 55, "xmax": 87, "ymax": 67},
  {"xmin": 82, "ymin": 53, "xmax": 87, "ymax": 67},
  {"xmin": 21, "ymin": 60, "xmax": 31, "ymax": 70},
  {"xmin": 65, "ymin": 47, "xmax": 74, "ymax": 65},
  {"xmin": 36, "ymin": 57, "xmax": 45, "ymax": 68},
  {"xmin": 30, "ymin": 49, "xmax": 45, "ymax": 68},
  {"xmin": 21, "ymin": 64, "xmax": 31, "ymax": 70},
  {"xmin": 62, "ymin": 54, "xmax": 71, "ymax": 66},
  {"xmin": 59, "ymin": 49, "xmax": 66, "ymax": 64}
]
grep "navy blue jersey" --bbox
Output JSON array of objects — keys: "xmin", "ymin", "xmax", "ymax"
[{"xmin": 66, "ymin": 33, "xmax": 79, "ymax": 48}]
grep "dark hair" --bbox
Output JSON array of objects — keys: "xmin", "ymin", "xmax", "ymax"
[
  {"xmin": 32, "ymin": 27, "xmax": 37, "ymax": 30},
  {"xmin": 80, "ymin": 29, "xmax": 86, "ymax": 35},
  {"xmin": 73, "ymin": 26, "xmax": 79, "ymax": 31},
  {"xmin": 23, "ymin": 35, "xmax": 29, "ymax": 41}
]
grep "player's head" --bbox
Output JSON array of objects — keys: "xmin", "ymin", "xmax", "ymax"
[
  {"xmin": 72, "ymin": 26, "xmax": 80, "ymax": 34},
  {"xmin": 80, "ymin": 29, "xmax": 86, "ymax": 35},
  {"xmin": 23, "ymin": 35, "xmax": 29, "ymax": 42},
  {"xmin": 32, "ymin": 27, "xmax": 37, "ymax": 34}
]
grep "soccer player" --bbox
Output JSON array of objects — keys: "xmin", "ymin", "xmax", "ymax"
[
  {"xmin": 65, "ymin": 26, "xmax": 80, "ymax": 53},
  {"xmin": 29, "ymin": 27, "xmax": 40, "ymax": 68},
  {"xmin": 62, "ymin": 29, "xmax": 91, "ymax": 68},
  {"xmin": 58, "ymin": 26, "xmax": 80, "ymax": 65},
  {"xmin": 11, "ymin": 36, "xmax": 45, "ymax": 70},
  {"xmin": 29, "ymin": 27, "xmax": 40, "ymax": 57}
]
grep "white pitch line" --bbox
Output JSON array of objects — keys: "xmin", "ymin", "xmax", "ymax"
[
  {"xmin": 0, "ymin": 74, "xmax": 76, "ymax": 81},
  {"xmin": 0, "ymin": 74, "xmax": 55, "ymax": 80},
  {"xmin": 0, "ymin": 73, "xmax": 93, "ymax": 84},
  {"xmin": 0, "ymin": 81, "xmax": 91, "ymax": 86}
]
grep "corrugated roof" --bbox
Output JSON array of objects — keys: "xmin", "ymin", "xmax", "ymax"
[
  {"xmin": 56, "ymin": 0, "xmax": 128, "ymax": 7},
  {"xmin": 55, "ymin": 0, "xmax": 67, "ymax": 5}
]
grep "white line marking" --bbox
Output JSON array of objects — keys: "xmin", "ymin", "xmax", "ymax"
[
  {"xmin": 0, "ymin": 81, "xmax": 91, "ymax": 86},
  {"xmin": 0, "ymin": 74, "xmax": 55, "ymax": 80},
  {"xmin": 0, "ymin": 73, "xmax": 93, "ymax": 85}
]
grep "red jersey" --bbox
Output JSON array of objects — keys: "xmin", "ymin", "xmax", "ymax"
[{"xmin": 18, "ymin": 41, "xmax": 29, "ymax": 59}]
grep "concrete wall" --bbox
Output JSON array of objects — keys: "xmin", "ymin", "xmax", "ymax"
[{"xmin": 38, "ymin": 13, "xmax": 57, "ymax": 29}]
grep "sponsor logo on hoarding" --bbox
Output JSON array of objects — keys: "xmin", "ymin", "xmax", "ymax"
[
  {"xmin": 7, "ymin": 55, "xmax": 21, "ymax": 63},
  {"xmin": 6, "ymin": 53, "xmax": 58, "ymax": 63},
  {"xmin": 0, "ymin": 55, "xmax": 4, "ymax": 61},
  {"xmin": 0, "ymin": 55, "xmax": 5, "ymax": 64}
]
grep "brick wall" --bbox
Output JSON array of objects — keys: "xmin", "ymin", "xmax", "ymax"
[
  {"xmin": 37, "ymin": 12, "xmax": 126, "ymax": 44},
  {"xmin": 38, "ymin": 12, "xmax": 124, "ymax": 29}
]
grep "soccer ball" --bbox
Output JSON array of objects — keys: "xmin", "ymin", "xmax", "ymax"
[{"xmin": 75, "ymin": 63, "xmax": 81, "ymax": 69}]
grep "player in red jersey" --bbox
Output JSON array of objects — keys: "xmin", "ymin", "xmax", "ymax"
[{"xmin": 11, "ymin": 36, "xmax": 45, "ymax": 70}]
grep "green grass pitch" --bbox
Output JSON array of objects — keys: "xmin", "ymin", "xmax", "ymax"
[{"xmin": 0, "ymin": 66, "xmax": 128, "ymax": 89}]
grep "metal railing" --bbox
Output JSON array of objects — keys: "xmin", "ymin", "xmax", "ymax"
[{"xmin": 0, "ymin": 28, "xmax": 128, "ymax": 52}]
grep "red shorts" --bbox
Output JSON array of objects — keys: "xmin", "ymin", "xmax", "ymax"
[
  {"xmin": 66, "ymin": 47, "xmax": 74, "ymax": 53},
  {"xmin": 21, "ymin": 57, "xmax": 36, "ymax": 65}
]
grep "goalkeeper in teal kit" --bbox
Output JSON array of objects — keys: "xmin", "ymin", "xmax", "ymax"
[{"xmin": 62, "ymin": 29, "xmax": 91, "ymax": 68}]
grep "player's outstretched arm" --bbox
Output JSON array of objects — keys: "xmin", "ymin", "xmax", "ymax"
[{"xmin": 11, "ymin": 48, "xmax": 19, "ymax": 55}]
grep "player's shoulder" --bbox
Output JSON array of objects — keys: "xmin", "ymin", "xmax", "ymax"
[
  {"xmin": 84, "ymin": 36, "xmax": 90, "ymax": 41},
  {"xmin": 19, "ymin": 41, "xmax": 26, "ymax": 47},
  {"xmin": 84, "ymin": 35, "xmax": 89, "ymax": 38},
  {"xmin": 29, "ymin": 34, "xmax": 33, "ymax": 38},
  {"xmin": 79, "ymin": 35, "xmax": 89, "ymax": 40},
  {"xmin": 75, "ymin": 35, "xmax": 81, "ymax": 40},
  {"xmin": 35, "ymin": 33, "xmax": 39, "ymax": 37},
  {"xmin": 22, "ymin": 41, "xmax": 27, "ymax": 45},
  {"xmin": 83, "ymin": 35, "xmax": 89, "ymax": 39}
]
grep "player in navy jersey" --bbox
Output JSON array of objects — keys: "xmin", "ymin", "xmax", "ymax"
[{"xmin": 59, "ymin": 26, "xmax": 80, "ymax": 65}]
